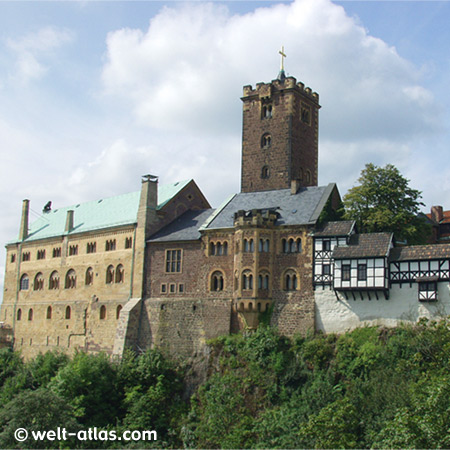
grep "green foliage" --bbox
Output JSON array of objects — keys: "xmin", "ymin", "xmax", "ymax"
[
  {"xmin": 343, "ymin": 163, "xmax": 430, "ymax": 243},
  {"xmin": 0, "ymin": 388, "xmax": 80, "ymax": 449},
  {"xmin": 3, "ymin": 320, "xmax": 450, "ymax": 449},
  {"xmin": 50, "ymin": 351, "xmax": 120, "ymax": 427},
  {"xmin": 119, "ymin": 349, "xmax": 184, "ymax": 447}
]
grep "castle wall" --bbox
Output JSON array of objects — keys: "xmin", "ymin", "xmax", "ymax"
[
  {"xmin": 315, "ymin": 283, "xmax": 450, "ymax": 334},
  {"xmin": 137, "ymin": 298, "xmax": 232, "ymax": 358}
]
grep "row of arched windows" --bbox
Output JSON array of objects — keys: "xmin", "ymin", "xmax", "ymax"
[
  {"xmin": 282, "ymin": 238, "xmax": 302, "ymax": 254},
  {"xmin": 19, "ymin": 265, "xmax": 125, "ymax": 291},
  {"xmin": 209, "ymin": 269, "xmax": 298, "ymax": 292},
  {"xmin": 209, "ymin": 241, "xmax": 228, "ymax": 256},
  {"xmin": 16, "ymin": 304, "xmax": 123, "ymax": 321}
]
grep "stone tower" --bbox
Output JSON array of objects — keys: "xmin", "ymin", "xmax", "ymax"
[{"xmin": 240, "ymin": 72, "xmax": 320, "ymax": 193}]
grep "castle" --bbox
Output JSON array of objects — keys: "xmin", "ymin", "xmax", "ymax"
[{"xmin": 2, "ymin": 66, "xmax": 450, "ymax": 360}]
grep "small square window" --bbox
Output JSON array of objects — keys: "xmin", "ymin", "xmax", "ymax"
[
  {"xmin": 169, "ymin": 283, "xmax": 176, "ymax": 293},
  {"xmin": 161, "ymin": 284, "xmax": 167, "ymax": 294},
  {"xmin": 178, "ymin": 283, "xmax": 184, "ymax": 293}
]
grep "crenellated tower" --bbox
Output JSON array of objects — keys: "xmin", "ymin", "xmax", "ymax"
[{"xmin": 240, "ymin": 68, "xmax": 320, "ymax": 193}]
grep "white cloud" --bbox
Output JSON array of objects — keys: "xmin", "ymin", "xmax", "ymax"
[{"xmin": 7, "ymin": 26, "xmax": 74, "ymax": 83}]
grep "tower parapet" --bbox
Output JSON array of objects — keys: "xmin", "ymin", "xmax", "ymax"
[{"xmin": 241, "ymin": 74, "xmax": 320, "ymax": 193}]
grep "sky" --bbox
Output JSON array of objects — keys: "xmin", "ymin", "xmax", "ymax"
[{"xmin": 1, "ymin": 0, "xmax": 450, "ymax": 297}]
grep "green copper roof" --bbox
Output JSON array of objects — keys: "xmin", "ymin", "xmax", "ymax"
[{"xmin": 12, "ymin": 180, "xmax": 191, "ymax": 244}]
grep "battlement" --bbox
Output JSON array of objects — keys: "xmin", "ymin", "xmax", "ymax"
[
  {"xmin": 233, "ymin": 208, "xmax": 279, "ymax": 228},
  {"xmin": 242, "ymin": 76, "xmax": 319, "ymax": 104}
]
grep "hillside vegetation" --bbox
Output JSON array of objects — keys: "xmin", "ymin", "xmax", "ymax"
[{"xmin": 1, "ymin": 320, "xmax": 450, "ymax": 449}]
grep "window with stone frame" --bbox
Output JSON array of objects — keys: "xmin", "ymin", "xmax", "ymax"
[
  {"xmin": 52, "ymin": 247, "xmax": 61, "ymax": 258},
  {"xmin": 115, "ymin": 264, "xmax": 124, "ymax": 283},
  {"xmin": 33, "ymin": 272, "xmax": 44, "ymax": 291},
  {"xmin": 20, "ymin": 274, "xmax": 29, "ymax": 291},
  {"xmin": 85, "ymin": 267, "xmax": 94, "ymax": 286},
  {"xmin": 211, "ymin": 271, "xmax": 224, "ymax": 291},
  {"xmin": 65, "ymin": 269, "xmax": 77, "ymax": 289},
  {"xmin": 49, "ymin": 271, "xmax": 60, "ymax": 290},
  {"xmin": 242, "ymin": 270, "xmax": 253, "ymax": 290},
  {"xmin": 105, "ymin": 239, "xmax": 116, "ymax": 251},
  {"xmin": 165, "ymin": 249, "xmax": 182, "ymax": 273},
  {"xmin": 262, "ymin": 104, "xmax": 272, "ymax": 119},
  {"xmin": 284, "ymin": 269, "xmax": 298, "ymax": 291},
  {"xmin": 87, "ymin": 242, "xmax": 96, "ymax": 254},
  {"xmin": 261, "ymin": 133, "xmax": 272, "ymax": 149}
]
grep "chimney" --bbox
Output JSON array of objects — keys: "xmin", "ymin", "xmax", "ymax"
[
  {"xmin": 431, "ymin": 206, "xmax": 444, "ymax": 223},
  {"xmin": 138, "ymin": 174, "xmax": 159, "ymax": 237},
  {"xmin": 65, "ymin": 210, "xmax": 74, "ymax": 233},
  {"xmin": 291, "ymin": 179, "xmax": 301, "ymax": 195},
  {"xmin": 19, "ymin": 199, "xmax": 30, "ymax": 241}
]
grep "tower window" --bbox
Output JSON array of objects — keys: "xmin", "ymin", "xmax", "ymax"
[
  {"xmin": 261, "ymin": 166, "xmax": 270, "ymax": 179},
  {"xmin": 301, "ymin": 105, "xmax": 311, "ymax": 125},
  {"xmin": 262, "ymin": 104, "xmax": 272, "ymax": 119},
  {"xmin": 261, "ymin": 133, "xmax": 272, "ymax": 149},
  {"xmin": 211, "ymin": 271, "xmax": 224, "ymax": 291}
]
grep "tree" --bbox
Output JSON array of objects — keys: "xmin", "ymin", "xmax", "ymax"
[{"xmin": 343, "ymin": 163, "xmax": 430, "ymax": 243}]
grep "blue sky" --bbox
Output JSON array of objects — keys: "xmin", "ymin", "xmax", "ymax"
[{"xmin": 1, "ymin": 0, "xmax": 450, "ymax": 296}]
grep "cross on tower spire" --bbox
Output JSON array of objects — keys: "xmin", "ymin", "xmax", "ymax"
[
  {"xmin": 277, "ymin": 46, "xmax": 287, "ymax": 81},
  {"xmin": 279, "ymin": 46, "xmax": 287, "ymax": 71}
]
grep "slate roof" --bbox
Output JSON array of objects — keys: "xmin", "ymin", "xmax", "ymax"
[
  {"xmin": 332, "ymin": 232, "xmax": 393, "ymax": 259},
  {"xmin": 149, "ymin": 209, "xmax": 215, "ymax": 242},
  {"xmin": 202, "ymin": 183, "xmax": 336, "ymax": 230},
  {"xmin": 314, "ymin": 220, "xmax": 355, "ymax": 237},
  {"xmin": 390, "ymin": 244, "xmax": 450, "ymax": 261},
  {"xmin": 13, "ymin": 180, "xmax": 191, "ymax": 244}
]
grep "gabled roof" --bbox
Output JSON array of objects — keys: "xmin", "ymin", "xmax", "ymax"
[
  {"xmin": 149, "ymin": 209, "xmax": 215, "ymax": 243},
  {"xmin": 390, "ymin": 244, "xmax": 450, "ymax": 261},
  {"xmin": 333, "ymin": 232, "xmax": 393, "ymax": 259},
  {"xmin": 12, "ymin": 180, "xmax": 191, "ymax": 244},
  {"xmin": 202, "ymin": 183, "xmax": 337, "ymax": 230},
  {"xmin": 314, "ymin": 221, "xmax": 355, "ymax": 237}
]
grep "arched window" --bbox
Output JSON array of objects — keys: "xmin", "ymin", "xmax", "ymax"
[
  {"xmin": 305, "ymin": 170, "xmax": 311, "ymax": 184},
  {"xmin": 284, "ymin": 270, "xmax": 298, "ymax": 291},
  {"xmin": 65, "ymin": 306, "xmax": 71, "ymax": 320},
  {"xmin": 33, "ymin": 272, "xmax": 44, "ymax": 291},
  {"xmin": 296, "ymin": 238, "xmax": 302, "ymax": 253},
  {"xmin": 20, "ymin": 274, "xmax": 29, "ymax": 291},
  {"xmin": 28, "ymin": 308, "xmax": 33, "ymax": 321},
  {"xmin": 211, "ymin": 271, "xmax": 224, "ymax": 291},
  {"xmin": 242, "ymin": 270, "xmax": 253, "ymax": 290},
  {"xmin": 261, "ymin": 166, "xmax": 270, "ymax": 179},
  {"xmin": 106, "ymin": 265, "xmax": 114, "ymax": 284},
  {"xmin": 115, "ymin": 264, "xmax": 124, "ymax": 283},
  {"xmin": 262, "ymin": 104, "xmax": 272, "ymax": 119},
  {"xmin": 99, "ymin": 305, "xmax": 106, "ymax": 320},
  {"xmin": 258, "ymin": 272, "xmax": 270, "ymax": 290},
  {"xmin": 46, "ymin": 306, "xmax": 52, "ymax": 319},
  {"xmin": 261, "ymin": 133, "xmax": 272, "ymax": 149},
  {"xmin": 217, "ymin": 242, "xmax": 223, "ymax": 256},
  {"xmin": 223, "ymin": 242, "xmax": 228, "ymax": 255},
  {"xmin": 209, "ymin": 242, "xmax": 216, "ymax": 256},
  {"xmin": 49, "ymin": 271, "xmax": 60, "ymax": 290},
  {"xmin": 65, "ymin": 270, "xmax": 76, "ymax": 289},
  {"xmin": 17, "ymin": 308, "xmax": 22, "ymax": 321},
  {"xmin": 116, "ymin": 305, "xmax": 122, "ymax": 320},
  {"xmin": 84, "ymin": 267, "xmax": 93, "ymax": 286},
  {"xmin": 282, "ymin": 238, "xmax": 288, "ymax": 253}
]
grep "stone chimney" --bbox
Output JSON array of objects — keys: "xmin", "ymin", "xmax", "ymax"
[
  {"xmin": 65, "ymin": 210, "xmax": 74, "ymax": 233},
  {"xmin": 138, "ymin": 175, "xmax": 159, "ymax": 238},
  {"xmin": 431, "ymin": 206, "xmax": 444, "ymax": 223},
  {"xmin": 291, "ymin": 179, "xmax": 302, "ymax": 195},
  {"xmin": 19, "ymin": 199, "xmax": 30, "ymax": 241}
]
